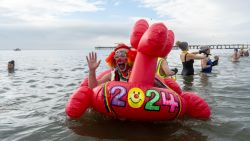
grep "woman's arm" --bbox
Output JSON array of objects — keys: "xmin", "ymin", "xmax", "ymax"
[
  {"xmin": 86, "ymin": 52, "xmax": 101, "ymax": 89},
  {"xmin": 187, "ymin": 53, "xmax": 206, "ymax": 60},
  {"xmin": 191, "ymin": 51, "xmax": 200, "ymax": 54},
  {"xmin": 96, "ymin": 73, "xmax": 111, "ymax": 86},
  {"xmin": 161, "ymin": 60, "xmax": 175, "ymax": 76}
]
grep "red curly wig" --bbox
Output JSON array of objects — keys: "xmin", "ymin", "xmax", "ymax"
[{"xmin": 105, "ymin": 43, "xmax": 137, "ymax": 69}]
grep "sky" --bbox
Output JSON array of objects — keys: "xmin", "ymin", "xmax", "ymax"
[{"xmin": 0, "ymin": 0, "xmax": 250, "ymax": 50}]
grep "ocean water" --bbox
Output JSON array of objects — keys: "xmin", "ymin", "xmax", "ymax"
[{"xmin": 0, "ymin": 49, "xmax": 250, "ymax": 141}]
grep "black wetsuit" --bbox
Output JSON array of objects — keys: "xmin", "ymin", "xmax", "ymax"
[{"xmin": 181, "ymin": 53, "xmax": 194, "ymax": 75}]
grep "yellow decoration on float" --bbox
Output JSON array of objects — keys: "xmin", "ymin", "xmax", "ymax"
[{"xmin": 127, "ymin": 87, "xmax": 145, "ymax": 108}]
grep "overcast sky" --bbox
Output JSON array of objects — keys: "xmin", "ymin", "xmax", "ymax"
[{"xmin": 0, "ymin": 0, "xmax": 250, "ymax": 50}]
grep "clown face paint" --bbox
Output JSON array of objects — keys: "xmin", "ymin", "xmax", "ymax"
[
  {"xmin": 114, "ymin": 49, "xmax": 128, "ymax": 72},
  {"xmin": 128, "ymin": 87, "xmax": 145, "ymax": 108}
]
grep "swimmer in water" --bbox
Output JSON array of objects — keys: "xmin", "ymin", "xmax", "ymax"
[
  {"xmin": 231, "ymin": 48, "xmax": 240, "ymax": 62},
  {"xmin": 200, "ymin": 46, "xmax": 219, "ymax": 73},
  {"xmin": 244, "ymin": 50, "xmax": 249, "ymax": 56},
  {"xmin": 156, "ymin": 56, "xmax": 178, "ymax": 79},
  {"xmin": 177, "ymin": 41, "xmax": 206, "ymax": 76},
  {"xmin": 8, "ymin": 60, "xmax": 15, "ymax": 73}
]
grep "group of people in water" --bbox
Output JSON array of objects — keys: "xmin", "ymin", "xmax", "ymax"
[
  {"xmin": 7, "ymin": 42, "xmax": 248, "ymax": 84},
  {"xmin": 177, "ymin": 41, "xmax": 219, "ymax": 75},
  {"xmin": 231, "ymin": 47, "xmax": 249, "ymax": 62},
  {"xmin": 86, "ymin": 41, "xmax": 223, "ymax": 88}
]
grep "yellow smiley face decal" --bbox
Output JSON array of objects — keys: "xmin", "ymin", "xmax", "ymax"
[{"xmin": 128, "ymin": 87, "xmax": 145, "ymax": 108}]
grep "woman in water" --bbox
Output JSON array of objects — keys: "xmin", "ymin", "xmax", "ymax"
[
  {"xmin": 177, "ymin": 41, "xmax": 206, "ymax": 75},
  {"xmin": 156, "ymin": 57, "xmax": 178, "ymax": 79},
  {"xmin": 231, "ymin": 48, "xmax": 241, "ymax": 62},
  {"xmin": 200, "ymin": 46, "xmax": 219, "ymax": 73},
  {"xmin": 238, "ymin": 47, "xmax": 249, "ymax": 57},
  {"xmin": 244, "ymin": 50, "xmax": 249, "ymax": 56},
  {"xmin": 239, "ymin": 47, "xmax": 245, "ymax": 56},
  {"xmin": 8, "ymin": 60, "xmax": 15, "ymax": 73}
]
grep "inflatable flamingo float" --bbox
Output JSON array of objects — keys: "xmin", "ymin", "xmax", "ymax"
[{"xmin": 65, "ymin": 19, "xmax": 211, "ymax": 121}]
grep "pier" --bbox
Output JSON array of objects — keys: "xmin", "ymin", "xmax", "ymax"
[
  {"xmin": 95, "ymin": 46, "xmax": 117, "ymax": 50},
  {"xmin": 184, "ymin": 44, "xmax": 249, "ymax": 50},
  {"xmin": 95, "ymin": 44, "xmax": 249, "ymax": 50}
]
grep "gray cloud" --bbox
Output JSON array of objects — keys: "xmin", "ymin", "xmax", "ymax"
[
  {"xmin": 1, "ymin": 0, "xmax": 250, "ymax": 50},
  {"xmin": 0, "ymin": 0, "xmax": 105, "ymax": 23},
  {"xmin": 0, "ymin": 23, "xmax": 131, "ymax": 50},
  {"xmin": 138, "ymin": 0, "xmax": 250, "ymax": 44}
]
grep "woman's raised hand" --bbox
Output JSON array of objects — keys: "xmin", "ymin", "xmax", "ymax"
[{"xmin": 86, "ymin": 52, "xmax": 101, "ymax": 71}]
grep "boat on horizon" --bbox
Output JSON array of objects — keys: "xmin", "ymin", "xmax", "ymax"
[{"xmin": 14, "ymin": 48, "xmax": 21, "ymax": 51}]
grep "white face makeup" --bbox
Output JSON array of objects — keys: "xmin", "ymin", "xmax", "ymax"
[{"xmin": 114, "ymin": 49, "xmax": 129, "ymax": 72}]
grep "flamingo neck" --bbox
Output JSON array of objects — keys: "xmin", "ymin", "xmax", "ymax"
[{"xmin": 129, "ymin": 52, "xmax": 157, "ymax": 86}]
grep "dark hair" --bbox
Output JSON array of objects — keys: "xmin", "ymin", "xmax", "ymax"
[
  {"xmin": 178, "ymin": 42, "xmax": 188, "ymax": 51},
  {"xmin": 234, "ymin": 48, "xmax": 238, "ymax": 52},
  {"xmin": 8, "ymin": 60, "xmax": 15, "ymax": 66},
  {"xmin": 199, "ymin": 45, "xmax": 210, "ymax": 52}
]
